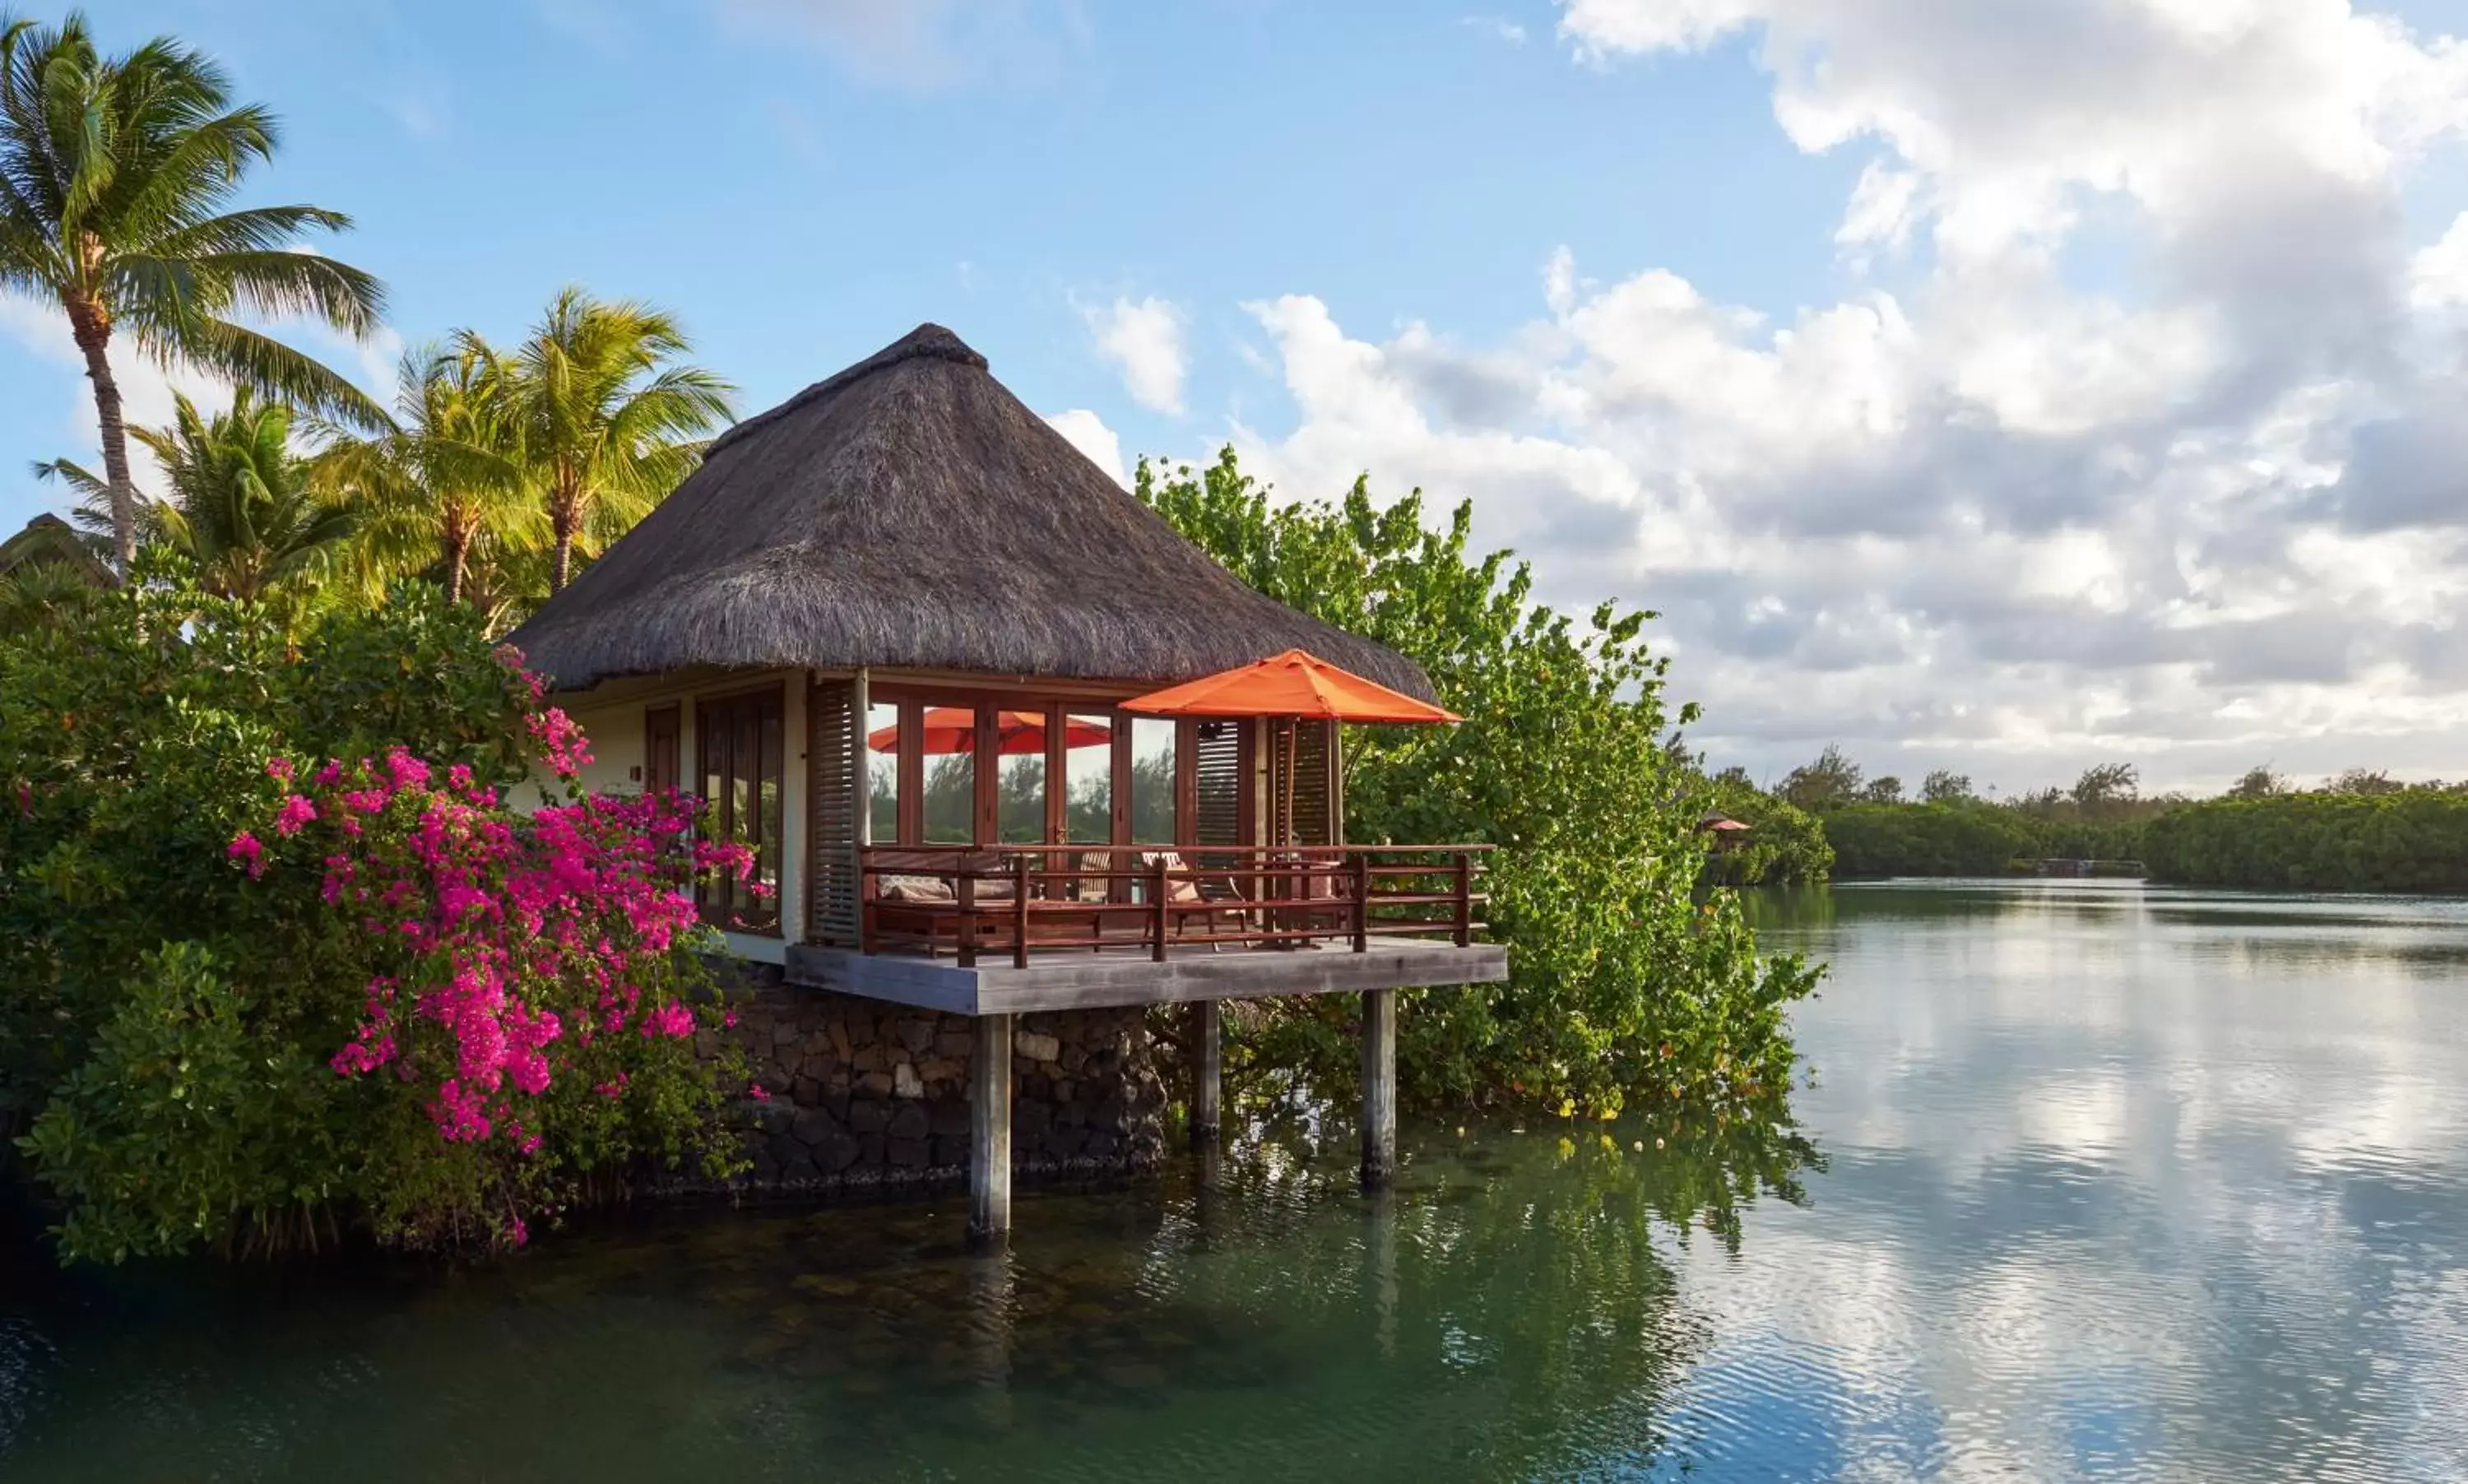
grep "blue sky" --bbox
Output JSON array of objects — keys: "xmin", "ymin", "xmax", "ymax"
[
  {"xmin": 6, "ymin": 2, "xmax": 2468, "ymax": 793},
  {"xmin": 0, "ymin": 0, "xmax": 1854, "ymax": 465}
]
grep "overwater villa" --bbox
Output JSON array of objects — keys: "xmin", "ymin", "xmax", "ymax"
[{"xmin": 508, "ymin": 325, "xmax": 1506, "ymax": 1236}]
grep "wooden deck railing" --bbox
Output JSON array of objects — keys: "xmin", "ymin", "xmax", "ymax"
[{"xmin": 855, "ymin": 843, "xmax": 1492, "ymax": 968}]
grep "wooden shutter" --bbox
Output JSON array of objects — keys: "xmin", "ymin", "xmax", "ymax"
[
  {"xmin": 1277, "ymin": 720, "xmax": 1336, "ymax": 847},
  {"xmin": 1193, "ymin": 718, "xmax": 1246, "ymax": 850},
  {"xmin": 806, "ymin": 675, "xmax": 861, "ymax": 946}
]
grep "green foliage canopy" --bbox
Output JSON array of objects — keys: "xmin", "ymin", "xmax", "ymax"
[
  {"xmin": 2143, "ymin": 791, "xmax": 2468, "ymax": 892},
  {"xmin": 1137, "ymin": 450, "xmax": 1819, "ymax": 1115}
]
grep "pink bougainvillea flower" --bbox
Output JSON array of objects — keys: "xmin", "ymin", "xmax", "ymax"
[
  {"xmin": 238, "ymin": 670, "xmax": 745, "ymax": 1252},
  {"xmin": 749, "ymin": 1083, "xmax": 771, "ymax": 1101}
]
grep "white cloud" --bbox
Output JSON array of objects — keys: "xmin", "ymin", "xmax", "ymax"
[
  {"xmin": 1223, "ymin": 2, "xmax": 2468, "ymax": 791},
  {"xmin": 1042, "ymin": 407, "xmax": 1128, "ymax": 487},
  {"xmin": 2412, "ymin": 211, "xmax": 2468, "ymax": 308},
  {"xmin": 1082, "ymin": 294, "xmax": 1190, "ymax": 416}
]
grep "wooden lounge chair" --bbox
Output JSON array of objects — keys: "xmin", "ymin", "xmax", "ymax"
[{"xmin": 1149, "ymin": 851, "xmax": 1255, "ymax": 950}]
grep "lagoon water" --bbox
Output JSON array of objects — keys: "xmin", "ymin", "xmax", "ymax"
[{"xmin": 3, "ymin": 880, "xmax": 2466, "ymax": 1481}]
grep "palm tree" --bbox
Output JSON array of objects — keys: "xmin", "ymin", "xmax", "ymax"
[
  {"xmin": 495, "ymin": 288, "xmax": 735, "ymax": 593},
  {"xmin": 0, "ymin": 13, "xmax": 387, "ymax": 572},
  {"xmin": 137, "ymin": 387, "xmax": 353, "ymax": 601},
  {"xmin": 452, "ymin": 533, "xmax": 557, "ymax": 635},
  {"xmin": 318, "ymin": 339, "xmax": 535, "ymax": 607}
]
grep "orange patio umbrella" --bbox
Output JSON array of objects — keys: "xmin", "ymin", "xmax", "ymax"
[
  {"xmin": 1119, "ymin": 649, "xmax": 1459, "ymax": 726},
  {"xmin": 1122, "ymin": 650, "xmax": 1459, "ymax": 846},
  {"xmin": 868, "ymin": 707, "xmax": 1111, "ymax": 756}
]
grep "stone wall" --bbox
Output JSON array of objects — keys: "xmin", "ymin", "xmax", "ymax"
[{"xmin": 695, "ymin": 965, "xmax": 1166, "ymax": 1194}]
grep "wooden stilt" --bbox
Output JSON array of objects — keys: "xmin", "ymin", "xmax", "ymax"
[
  {"xmin": 1360, "ymin": 988, "xmax": 1395, "ymax": 1190},
  {"xmin": 1192, "ymin": 999, "xmax": 1222, "ymax": 1148},
  {"xmin": 970, "ymin": 1012, "xmax": 1014, "ymax": 1242}
]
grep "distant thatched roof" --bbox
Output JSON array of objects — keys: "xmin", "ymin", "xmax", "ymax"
[
  {"xmin": 508, "ymin": 325, "xmax": 1436, "ymax": 700},
  {"xmin": 0, "ymin": 513, "xmax": 116, "ymax": 587}
]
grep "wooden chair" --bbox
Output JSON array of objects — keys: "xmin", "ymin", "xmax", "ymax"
[{"xmin": 1152, "ymin": 851, "xmax": 1256, "ymax": 950}]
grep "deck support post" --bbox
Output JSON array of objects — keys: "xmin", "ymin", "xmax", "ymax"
[
  {"xmin": 1360, "ymin": 987, "xmax": 1396, "ymax": 1190},
  {"xmin": 1191, "ymin": 999, "xmax": 1222, "ymax": 1148},
  {"xmin": 970, "ymin": 1012, "xmax": 1014, "ymax": 1243}
]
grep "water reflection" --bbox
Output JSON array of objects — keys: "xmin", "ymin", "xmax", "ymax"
[
  {"xmin": 0, "ymin": 1110, "xmax": 1818, "ymax": 1482},
  {"xmin": 4, "ymin": 880, "xmax": 2465, "ymax": 1480},
  {"xmin": 1705, "ymin": 879, "xmax": 2468, "ymax": 1482}
]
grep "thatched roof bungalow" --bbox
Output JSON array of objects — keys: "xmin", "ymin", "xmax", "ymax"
[
  {"xmin": 511, "ymin": 323, "xmax": 1505, "ymax": 1236},
  {"xmin": 512, "ymin": 323, "xmax": 1497, "ymax": 989}
]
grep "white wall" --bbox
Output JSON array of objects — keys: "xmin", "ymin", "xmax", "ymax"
[{"xmin": 564, "ymin": 698, "xmax": 647, "ymax": 800}]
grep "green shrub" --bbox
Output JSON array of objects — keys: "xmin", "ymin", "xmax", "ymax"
[{"xmin": 1, "ymin": 567, "xmax": 742, "ymax": 1262}]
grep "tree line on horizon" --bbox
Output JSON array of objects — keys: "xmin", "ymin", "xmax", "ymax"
[
  {"xmin": 1686, "ymin": 741, "xmax": 2467, "ymax": 892},
  {"xmin": 0, "ymin": 12, "xmax": 735, "ymax": 633}
]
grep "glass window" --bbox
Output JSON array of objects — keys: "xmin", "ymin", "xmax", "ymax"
[
  {"xmin": 921, "ymin": 713, "xmax": 976, "ymax": 844},
  {"xmin": 1065, "ymin": 712, "xmax": 1112, "ymax": 844},
  {"xmin": 696, "ymin": 688, "xmax": 783, "ymax": 934},
  {"xmin": 865, "ymin": 700, "xmax": 900, "ymax": 843},
  {"xmin": 1130, "ymin": 716, "xmax": 1177, "ymax": 846},
  {"xmin": 998, "ymin": 710, "xmax": 1047, "ymax": 844}
]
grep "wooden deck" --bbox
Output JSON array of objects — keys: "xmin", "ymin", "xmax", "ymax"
[{"xmin": 785, "ymin": 937, "xmax": 1509, "ymax": 1015}]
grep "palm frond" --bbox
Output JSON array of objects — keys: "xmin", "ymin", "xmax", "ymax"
[
  {"xmin": 142, "ymin": 202, "xmax": 346, "ymax": 260},
  {"xmin": 143, "ymin": 314, "xmax": 384, "ymax": 428},
  {"xmin": 30, "ymin": 451, "xmax": 106, "ymax": 498},
  {"xmin": 188, "ymin": 243, "xmax": 381, "ymax": 333}
]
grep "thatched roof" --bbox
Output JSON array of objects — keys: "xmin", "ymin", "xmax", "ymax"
[
  {"xmin": 508, "ymin": 324, "xmax": 1435, "ymax": 700},
  {"xmin": 0, "ymin": 513, "xmax": 116, "ymax": 587}
]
